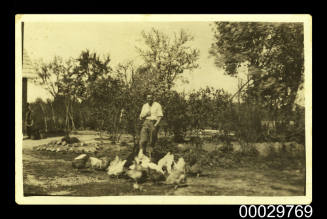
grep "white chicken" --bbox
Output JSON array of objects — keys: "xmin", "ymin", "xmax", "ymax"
[
  {"xmin": 157, "ymin": 152, "xmax": 174, "ymax": 175},
  {"xmin": 127, "ymin": 149, "xmax": 167, "ymax": 188},
  {"xmin": 135, "ymin": 149, "xmax": 151, "ymax": 169},
  {"xmin": 134, "ymin": 149, "xmax": 165, "ymax": 174},
  {"xmin": 147, "ymin": 162, "xmax": 164, "ymax": 174},
  {"xmin": 107, "ymin": 156, "xmax": 127, "ymax": 177},
  {"xmin": 88, "ymin": 157, "xmax": 102, "ymax": 169},
  {"xmin": 165, "ymin": 157, "xmax": 186, "ymax": 185},
  {"xmin": 86, "ymin": 157, "xmax": 109, "ymax": 170},
  {"xmin": 126, "ymin": 157, "xmax": 147, "ymax": 191},
  {"xmin": 174, "ymin": 157, "xmax": 186, "ymax": 172},
  {"xmin": 127, "ymin": 159, "xmax": 143, "ymax": 179}
]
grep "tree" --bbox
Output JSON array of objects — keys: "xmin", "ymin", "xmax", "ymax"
[
  {"xmin": 74, "ymin": 50, "xmax": 112, "ymax": 100},
  {"xmin": 116, "ymin": 60, "xmax": 137, "ymax": 89},
  {"xmin": 88, "ymin": 76, "xmax": 124, "ymax": 141},
  {"xmin": 45, "ymin": 98, "xmax": 56, "ymax": 131},
  {"xmin": 210, "ymin": 22, "xmax": 304, "ymax": 119},
  {"xmin": 34, "ymin": 56, "xmax": 78, "ymax": 135},
  {"xmin": 75, "ymin": 50, "xmax": 127, "ymax": 140},
  {"xmin": 187, "ymin": 88, "xmax": 211, "ymax": 135},
  {"xmin": 115, "ymin": 61, "xmax": 147, "ymax": 144},
  {"xmin": 187, "ymin": 87, "xmax": 232, "ymax": 135},
  {"xmin": 30, "ymin": 98, "xmax": 46, "ymax": 135},
  {"xmin": 209, "ymin": 88, "xmax": 232, "ymax": 130},
  {"xmin": 34, "ymin": 50, "xmax": 113, "ymax": 136},
  {"xmin": 134, "ymin": 28, "xmax": 200, "ymax": 141},
  {"xmin": 35, "ymin": 98, "xmax": 48, "ymax": 133},
  {"xmin": 34, "ymin": 58, "xmax": 60, "ymax": 99},
  {"xmin": 163, "ymin": 91, "xmax": 189, "ymax": 141},
  {"xmin": 136, "ymin": 28, "xmax": 200, "ymax": 93}
]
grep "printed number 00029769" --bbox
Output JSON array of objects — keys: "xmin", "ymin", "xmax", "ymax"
[{"xmin": 239, "ymin": 205, "xmax": 313, "ymax": 218}]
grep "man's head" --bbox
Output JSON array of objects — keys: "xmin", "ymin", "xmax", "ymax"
[{"xmin": 146, "ymin": 94, "xmax": 154, "ymax": 105}]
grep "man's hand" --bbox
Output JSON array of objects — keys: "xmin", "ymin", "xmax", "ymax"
[
  {"xmin": 154, "ymin": 117, "xmax": 162, "ymax": 128},
  {"xmin": 140, "ymin": 111, "xmax": 151, "ymax": 120}
]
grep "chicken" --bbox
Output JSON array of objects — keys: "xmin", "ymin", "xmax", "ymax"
[
  {"xmin": 127, "ymin": 149, "xmax": 167, "ymax": 186},
  {"xmin": 147, "ymin": 162, "xmax": 164, "ymax": 174},
  {"xmin": 174, "ymin": 157, "xmax": 186, "ymax": 172},
  {"xmin": 87, "ymin": 157, "xmax": 102, "ymax": 169},
  {"xmin": 86, "ymin": 157, "xmax": 109, "ymax": 170},
  {"xmin": 127, "ymin": 160, "xmax": 143, "ymax": 180},
  {"xmin": 72, "ymin": 154, "xmax": 89, "ymax": 169},
  {"xmin": 133, "ymin": 183, "xmax": 143, "ymax": 191},
  {"xmin": 166, "ymin": 172, "xmax": 186, "ymax": 185},
  {"xmin": 187, "ymin": 162, "xmax": 202, "ymax": 177},
  {"xmin": 147, "ymin": 168, "xmax": 166, "ymax": 182},
  {"xmin": 157, "ymin": 152, "xmax": 174, "ymax": 175},
  {"xmin": 99, "ymin": 157, "xmax": 110, "ymax": 170},
  {"xmin": 134, "ymin": 149, "xmax": 164, "ymax": 174},
  {"xmin": 165, "ymin": 157, "xmax": 186, "ymax": 185},
  {"xmin": 107, "ymin": 156, "xmax": 127, "ymax": 176},
  {"xmin": 135, "ymin": 149, "xmax": 151, "ymax": 169},
  {"xmin": 126, "ymin": 158, "xmax": 148, "ymax": 191}
]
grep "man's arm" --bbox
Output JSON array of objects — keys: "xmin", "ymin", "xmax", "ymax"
[
  {"xmin": 154, "ymin": 116, "xmax": 162, "ymax": 127},
  {"xmin": 139, "ymin": 104, "xmax": 150, "ymax": 120},
  {"xmin": 154, "ymin": 103, "xmax": 163, "ymax": 127},
  {"xmin": 139, "ymin": 105, "xmax": 145, "ymax": 120}
]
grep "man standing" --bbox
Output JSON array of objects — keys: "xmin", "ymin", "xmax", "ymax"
[
  {"xmin": 25, "ymin": 103, "xmax": 34, "ymax": 139},
  {"xmin": 139, "ymin": 94, "xmax": 163, "ymax": 157}
]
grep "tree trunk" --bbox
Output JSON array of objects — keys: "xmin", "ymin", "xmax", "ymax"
[
  {"xmin": 39, "ymin": 103, "xmax": 48, "ymax": 133},
  {"xmin": 113, "ymin": 110, "xmax": 121, "ymax": 142},
  {"xmin": 69, "ymin": 100, "xmax": 76, "ymax": 130},
  {"xmin": 80, "ymin": 111, "xmax": 84, "ymax": 130},
  {"xmin": 65, "ymin": 97, "xmax": 70, "ymax": 137},
  {"xmin": 69, "ymin": 112, "xmax": 75, "ymax": 130},
  {"xmin": 50, "ymin": 102, "xmax": 56, "ymax": 129}
]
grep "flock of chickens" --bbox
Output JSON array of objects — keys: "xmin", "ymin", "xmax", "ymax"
[
  {"xmin": 73, "ymin": 149, "xmax": 188, "ymax": 190},
  {"xmin": 107, "ymin": 150, "xmax": 187, "ymax": 189}
]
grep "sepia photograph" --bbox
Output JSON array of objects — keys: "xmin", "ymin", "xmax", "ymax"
[{"xmin": 15, "ymin": 15, "xmax": 312, "ymax": 204}]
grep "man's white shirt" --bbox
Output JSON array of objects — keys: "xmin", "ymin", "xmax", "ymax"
[{"xmin": 140, "ymin": 102, "xmax": 163, "ymax": 121}]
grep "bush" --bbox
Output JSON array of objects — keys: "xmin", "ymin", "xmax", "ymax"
[{"xmin": 160, "ymin": 91, "xmax": 189, "ymax": 141}]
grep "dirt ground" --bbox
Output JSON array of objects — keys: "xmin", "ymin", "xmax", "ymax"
[{"xmin": 22, "ymin": 131, "xmax": 305, "ymax": 196}]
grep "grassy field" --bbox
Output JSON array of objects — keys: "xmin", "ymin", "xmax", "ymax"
[{"xmin": 22, "ymin": 131, "xmax": 305, "ymax": 196}]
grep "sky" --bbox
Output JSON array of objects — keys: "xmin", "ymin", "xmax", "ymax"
[
  {"xmin": 24, "ymin": 22, "xmax": 245, "ymax": 102},
  {"xmin": 24, "ymin": 21, "xmax": 304, "ymax": 106}
]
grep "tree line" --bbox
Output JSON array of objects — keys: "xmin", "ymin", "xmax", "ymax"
[{"xmin": 28, "ymin": 23, "xmax": 305, "ymax": 144}]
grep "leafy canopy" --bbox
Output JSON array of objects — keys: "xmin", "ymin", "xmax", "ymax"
[
  {"xmin": 210, "ymin": 22, "xmax": 304, "ymax": 113},
  {"xmin": 137, "ymin": 28, "xmax": 200, "ymax": 92}
]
